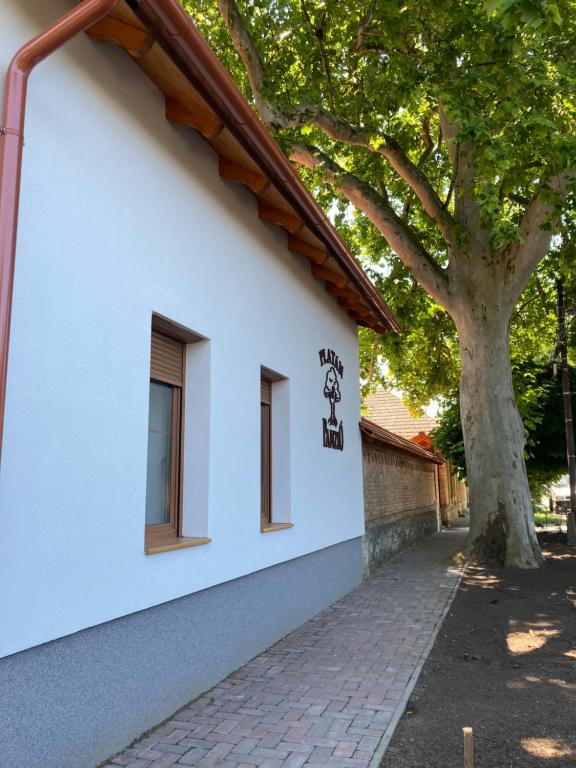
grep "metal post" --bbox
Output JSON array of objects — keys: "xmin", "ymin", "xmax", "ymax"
[
  {"xmin": 556, "ymin": 280, "xmax": 576, "ymax": 545},
  {"xmin": 463, "ymin": 727, "xmax": 474, "ymax": 768}
]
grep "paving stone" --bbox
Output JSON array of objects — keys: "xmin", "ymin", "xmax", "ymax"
[
  {"xmin": 333, "ymin": 740, "xmax": 358, "ymax": 758},
  {"xmin": 136, "ymin": 750, "xmax": 166, "ymax": 761},
  {"xmin": 250, "ymin": 747, "xmax": 289, "ymax": 760},
  {"xmin": 149, "ymin": 754, "xmax": 181, "ymax": 767},
  {"xmin": 164, "ymin": 731, "xmax": 193, "ymax": 745},
  {"xmin": 308, "ymin": 746, "xmax": 333, "ymax": 764},
  {"xmin": 280, "ymin": 755, "xmax": 308, "ymax": 768},
  {"xmin": 204, "ymin": 742, "xmax": 235, "ymax": 760},
  {"xmin": 179, "ymin": 739, "xmax": 218, "ymax": 751},
  {"xmin": 259, "ymin": 732, "xmax": 283, "ymax": 749},
  {"xmin": 155, "ymin": 746, "xmax": 189, "ymax": 757},
  {"xmin": 101, "ymin": 531, "xmax": 464, "ymax": 768},
  {"xmin": 176, "ymin": 748, "xmax": 208, "ymax": 765},
  {"xmin": 234, "ymin": 738, "xmax": 259, "ymax": 755}
]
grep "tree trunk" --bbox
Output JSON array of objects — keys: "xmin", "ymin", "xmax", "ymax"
[{"xmin": 456, "ymin": 306, "xmax": 544, "ymax": 568}]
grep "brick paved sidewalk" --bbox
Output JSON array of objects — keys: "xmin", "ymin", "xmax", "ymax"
[{"xmin": 103, "ymin": 529, "xmax": 466, "ymax": 768}]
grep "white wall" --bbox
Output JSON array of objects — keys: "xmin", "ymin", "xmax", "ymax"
[{"xmin": 0, "ymin": 0, "xmax": 365, "ymax": 657}]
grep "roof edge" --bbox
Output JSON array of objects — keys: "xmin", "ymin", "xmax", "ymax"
[
  {"xmin": 133, "ymin": 0, "xmax": 401, "ymax": 333},
  {"xmin": 359, "ymin": 418, "xmax": 442, "ymax": 464}
]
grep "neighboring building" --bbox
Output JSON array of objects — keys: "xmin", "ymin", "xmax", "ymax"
[
  {"xmin": 364, "ymin": 388, "xmax": 438, "ymax": 438},
  {"xmin": 0, "ymin": 3, "xmax": 398, "ymax": 767},
  {"xmin": 442, "ymin": 462, "xmax": 468, "ymax": 521},
  {"xmin": 548, "ymin": 474, "xmax": 570, "ymax": 501},
  {"xmin": 540, "ymin": 474, "xmax": 570, "ymax": 518},
  {"xmin": 364, "ymin": 389, "xmax": 468, "ymax": 526},
  {"xmin": 360, "ymin": 418, "xmax": 442, "ymax": 573}
]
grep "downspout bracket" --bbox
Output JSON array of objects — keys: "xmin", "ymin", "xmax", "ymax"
[{"xmin": 0, "ymin": 126, "xmax": 24, "ymax": 138}]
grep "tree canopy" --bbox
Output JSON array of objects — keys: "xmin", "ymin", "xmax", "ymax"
[
  {"xmin": 185, "ymin": 0, "xmax": 576, "ymax": 566},
  {"xmin": 188, "ymin": 0, "xmax": 576, "ymax": 262}
]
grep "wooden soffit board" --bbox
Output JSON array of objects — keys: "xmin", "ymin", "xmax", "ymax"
[{"xmin": 84, "ymin": 1, "xmax": 399, "ymax": 335}]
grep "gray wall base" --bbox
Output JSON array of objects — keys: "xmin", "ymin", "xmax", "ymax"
[
  {"xmin": 0, "ymin": 538, "xmax": 362, "ymax": 768},
  {"xmin": 363, "ymin": 508, "xmax": 437, "ymax": 574}
]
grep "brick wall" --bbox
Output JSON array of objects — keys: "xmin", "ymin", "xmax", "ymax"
[
  {"xmin": 439, "ymin": 460, "xmax": 468, "ymax": 524},
  {"xmin": 362, "ymin": 437, "xmax": 439, "ymax": 573}
]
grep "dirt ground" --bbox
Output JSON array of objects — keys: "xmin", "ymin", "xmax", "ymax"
[{"xmin": 380, "ymin": 534, "xmax": 576, "ymax": 768}]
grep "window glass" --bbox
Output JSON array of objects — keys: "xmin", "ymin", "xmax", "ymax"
[
  {"xmin": 145, "ymin": 381, "xmax": 173, "ymax": 525},
  {"xmin": 261, "ymin": 399, "xmax": 271, "ymax": 527}
]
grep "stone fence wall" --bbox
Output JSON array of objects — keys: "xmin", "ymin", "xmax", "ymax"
[
  {"xmin": 361, "ymin": 420, "xmax": 441, "ymax": 574},
  {"xmin": 439, "ymin": 459, "xmax": 468, "ymax": 524}
]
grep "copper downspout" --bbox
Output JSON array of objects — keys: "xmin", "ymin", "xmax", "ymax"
[{"xmin": 0, "ymin": 0, "xmax": 118, "ymax": 464}]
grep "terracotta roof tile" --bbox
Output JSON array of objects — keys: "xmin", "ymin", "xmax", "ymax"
[
  {"xmin": 359, "ymin": 418, "xmax": 442, "ymax": 464},
  {"xmin": 363, "ymin": 389, "xmax": 437, "ymax": 440}
]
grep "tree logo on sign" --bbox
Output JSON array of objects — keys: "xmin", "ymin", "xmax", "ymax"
[{"xmin": 319, "ymin": 348, "xmax": 344, "ymax": 451}]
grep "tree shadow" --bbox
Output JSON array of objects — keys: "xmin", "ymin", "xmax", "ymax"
[{"xmin": 380, "ymin": 540, "xmax": 576, "ymax": 768}]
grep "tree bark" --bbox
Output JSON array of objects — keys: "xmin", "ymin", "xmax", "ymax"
[{"xmin": 456, "ymin": 305, "xmax": 544, "ymax": 567}]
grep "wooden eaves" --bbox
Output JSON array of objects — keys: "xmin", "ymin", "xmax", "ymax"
[
  {"xmin": 360, "ymin": 418, "xmax": 443, "ymax": 464},
  {"xmin": 83, "ymin": 0, "xmax": 400, "ymax": 335}
]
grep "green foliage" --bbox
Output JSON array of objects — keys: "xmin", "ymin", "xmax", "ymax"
[
  {"xmin": 533, "ymin": 510, "xmax": 563, "ymax": 526},
  {"xmin": 186, "ymin": 0, "xmax": 576, "ymax": 251},
  {"xmin": 358, "ymin": 266, "xmax": 460, "ymax": 407},
  {"xmin": 432, "ymin": 361, "xmax": 575, "ymax": 497},
  {"xmin": 183, "ymin": 0, "xmax": 576, "ymax": 406},
  {"xmin": 182, "ymin": 0, "xmax": 576, "ymax": 506},
  {"xmin": 358, "ymin": 249, "xmax": 562, "ymax": 408}
]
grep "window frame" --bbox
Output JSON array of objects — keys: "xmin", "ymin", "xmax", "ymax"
[
  {"xmin": 145, "ymin": 330, "xmax": 185, "ymax": 551},
  {"xmin": 260, "ymin": 368, "xmax": 294, "ymax": 533},
  {"xmin": 260, "ymin": 376, "xmax": 272, "ymax": 530}
]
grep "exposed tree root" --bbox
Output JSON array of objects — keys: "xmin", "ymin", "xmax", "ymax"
[{"xmin": 455, "ymin": 512, "xmax": 544, "ymax": 569}]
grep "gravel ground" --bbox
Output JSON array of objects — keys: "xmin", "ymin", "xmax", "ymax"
[{"xmin": 380, "ymin": 533, "xmax": 576, "ymax": 768}]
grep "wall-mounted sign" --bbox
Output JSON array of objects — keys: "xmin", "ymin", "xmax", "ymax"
[{"xmin": 319, "ymin": 348, "xmax": 344, "ymax": 451}]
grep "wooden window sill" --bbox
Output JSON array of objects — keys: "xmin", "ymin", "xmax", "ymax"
[
  {"xmin": 261, "ymin": 523, "xmax": 294, "ymax": 533},
  {"xmin": 145, "ymin": 537, "xmax": 211, "ymax": 555}
]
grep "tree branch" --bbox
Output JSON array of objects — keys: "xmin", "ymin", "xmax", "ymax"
[
  {"xmin": 512, "ymin": 171, "xmax": 576, "ymax": 300},
  {"xmin": 378, "ymin": 134, "xmax": 457, "ymax": 248},
  {"xmin": 438, "ymin": 104, "xmax": 480, "ymax": 233},
  {"xmin": 350, "ymin": 2, "xmax": 376, "ymax": 53},
  {"xmin": 300, "ymin": 1, "xmax": 335, "ymax": 112},
  {"xmin": 534, "ymin": 276, "xmax": 548, "ymax": 305},
  {"xmin": 508, "ymin": 192, "xmax": 531, "ymax": 206},
  {"xmin": 290, "ymin": 143, "xmax": 453, "ymax": 309},
  {"xmin": 216, "ymin": 0, "xmax": 458, "ymax": 251},
  {"xmin": 443, "ymin": 141, "xmax": 458, "ymax": 210},
  {"xmin": 417, "ymin": 112, "xmax": 434, "ymax": 166},
  {"xmin": 215, "ymin": 0, "xmax": 285, "ymax": 127},
  {"xmin": 287, "ymin": 105, "xmax": 459, "ymax": 248}
]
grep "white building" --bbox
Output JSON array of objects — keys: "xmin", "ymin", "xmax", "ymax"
[{"xmin": 0, "ymin": 1, "xmax": 398, "ymax": 766}]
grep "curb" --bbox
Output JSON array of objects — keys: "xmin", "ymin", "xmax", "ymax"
[{"xmin": 368, "ymin": 560, "xmax": 465, "ymax": 768}]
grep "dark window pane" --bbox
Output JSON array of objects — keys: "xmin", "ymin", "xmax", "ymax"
[
  {"xmin": 261, "ymin": 401, "xmax": 271, "ymax": 526},
  {"xmin": 146, "ymin": 381, "xmax": 173, "ymax": 525}
]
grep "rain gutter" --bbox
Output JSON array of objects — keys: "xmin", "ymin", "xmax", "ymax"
[
  {"xmin": 0, "ymin": 0, "xmax": 118, "ymax": 465},
  {"xmin": 132, "ymin": 0, "xmax": 401, "ymax": 333}
]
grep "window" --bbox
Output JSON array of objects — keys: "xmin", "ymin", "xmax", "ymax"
[
  {"xmin": 260, "ymin": 376, "xmax": 272, "ymax": 529},
  {"xmin": 260, "ymin": 368, "xmax": 293, "ymax": 532},
  {"xmin": 145, "ymin": 330, "xmax": 184, "ymax": 549},
  {"xmin": 144, "ymin": 316, "xmax": 211, "ymax": 554}
]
